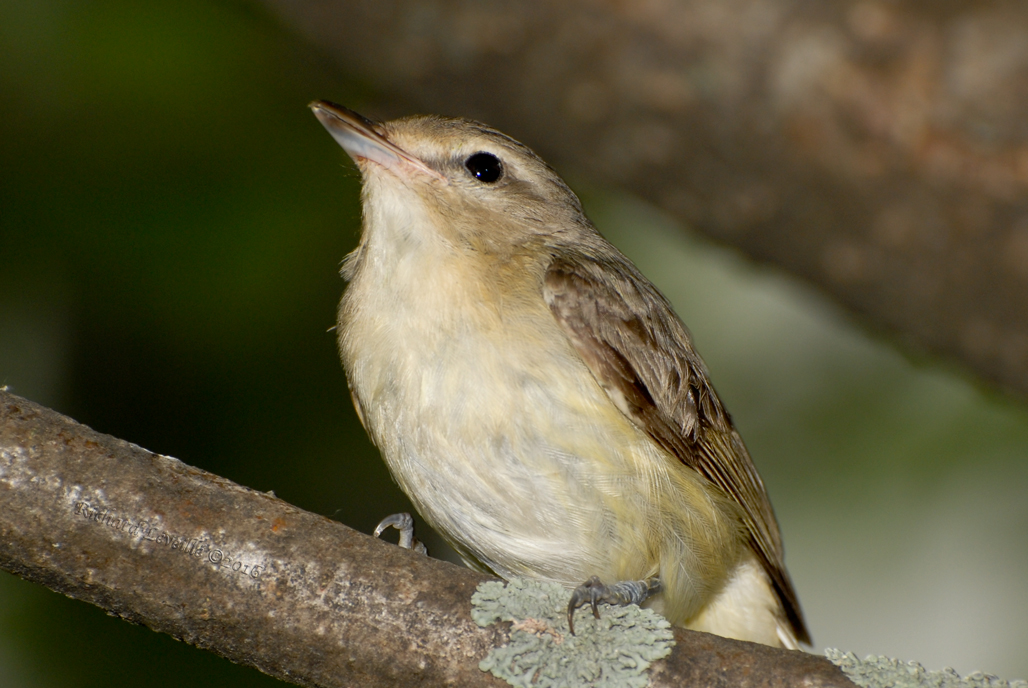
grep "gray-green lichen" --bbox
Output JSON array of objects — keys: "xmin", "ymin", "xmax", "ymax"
[
  {"xmin": 472, "ymin": 578, "xmax": 674, "ymax": 688},
  {"xmin": 826, "ymin": 649, "xmax": 1027, "ymax": 688}
]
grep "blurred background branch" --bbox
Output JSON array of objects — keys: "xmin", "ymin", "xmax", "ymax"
[
  {"xmin": 1, "ymin": 1, "xmax": 1026, "ymax": 686},
  {"xmin": 265, "ymin": 0, "xmax": 1028, "ymax": 400}
]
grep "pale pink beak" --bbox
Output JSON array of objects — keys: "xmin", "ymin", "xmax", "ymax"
[{"xmin": 309, "ymin": 100, "xmax": 446, "ymax": 183}]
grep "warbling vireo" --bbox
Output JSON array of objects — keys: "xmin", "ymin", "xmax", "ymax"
[{"xmin": 310, "ymin": 100, "xmax": 810, "ymax": 649}]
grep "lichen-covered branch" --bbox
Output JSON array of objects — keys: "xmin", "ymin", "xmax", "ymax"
[
  {"xmin": 261, "ymin": 0, "xmax": 1028, "ymax": 399},
  {"xmin": 0, "ymin": 390, "xmax": 852, "ymax": 687}
]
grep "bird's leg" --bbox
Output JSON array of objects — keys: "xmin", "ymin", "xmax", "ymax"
[
  {"xmin": 567, "ymin": 575, "xmax": 662, "ymax": 634},
  {"xmin": 373, "ymin": 512, "xmax": 428, "ymax": 555}
]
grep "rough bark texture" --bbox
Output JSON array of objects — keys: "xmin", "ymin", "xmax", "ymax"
[
  {"xmin": 0, "ymin": 389, "xmax": 855, "ymax": 686},
  {"xmin": 0, "ymin": 390, "xmax": 501, "ymax": 687},
  {"xmin": 262, "ymin": 0, "xmax": 1028, "ymax": 400}
]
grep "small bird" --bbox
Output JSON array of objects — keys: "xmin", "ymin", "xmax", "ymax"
[{"xmin": 310, "ymin": 100, "xmax": 810, "ymax": 649}]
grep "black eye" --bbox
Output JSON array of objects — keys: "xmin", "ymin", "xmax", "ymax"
[{"xmin": 465, "ymin": 152, "xmax": 503, "ymax": 183}]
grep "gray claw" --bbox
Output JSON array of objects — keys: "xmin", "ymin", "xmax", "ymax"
[
  {"xmin": 374, "ymin": 512, "xmax": 427, "ymax": 554},
  {"xmin": 566, "ymin": 575, "xmax": 662, "ymax": 635}
]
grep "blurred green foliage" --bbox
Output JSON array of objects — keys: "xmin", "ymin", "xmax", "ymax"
[
  {"xmin": 0, "ymin": 0, "xmax": 393, "ymax": 516},
  {"xmin": 1, "ymin": 1, "xmax": 1027, "ymax": 686}
]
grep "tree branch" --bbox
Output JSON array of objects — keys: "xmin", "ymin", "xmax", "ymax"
[
  {"xmin": 0, "ymin": 390, "xmax": 853, "ymax": 686},
  {"xmin": 260, "ymin": 0, "xmax": 1028, "ymax": 399}
]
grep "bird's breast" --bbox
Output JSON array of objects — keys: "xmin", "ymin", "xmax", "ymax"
[{"xmin": 340, "ymin": 242, "xmax": 653, "ymax": 578}]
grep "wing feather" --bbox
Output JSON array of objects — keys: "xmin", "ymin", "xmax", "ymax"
[{"xmin": 543, "ymin": 251, "xmax": 810, "ymax": 644}]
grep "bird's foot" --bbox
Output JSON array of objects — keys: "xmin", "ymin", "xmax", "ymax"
[
  {"xmin": 567, "ymin": 575, "xmax": 662, "ymax": 634},
  {"xmin": 373, "ymin": 512, "xmax": 428, "ymax": 555}
]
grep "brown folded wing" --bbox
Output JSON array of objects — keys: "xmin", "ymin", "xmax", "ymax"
[{"xmin": 543, "ymin": 251, "xmax": 810, "ymax": 644}]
